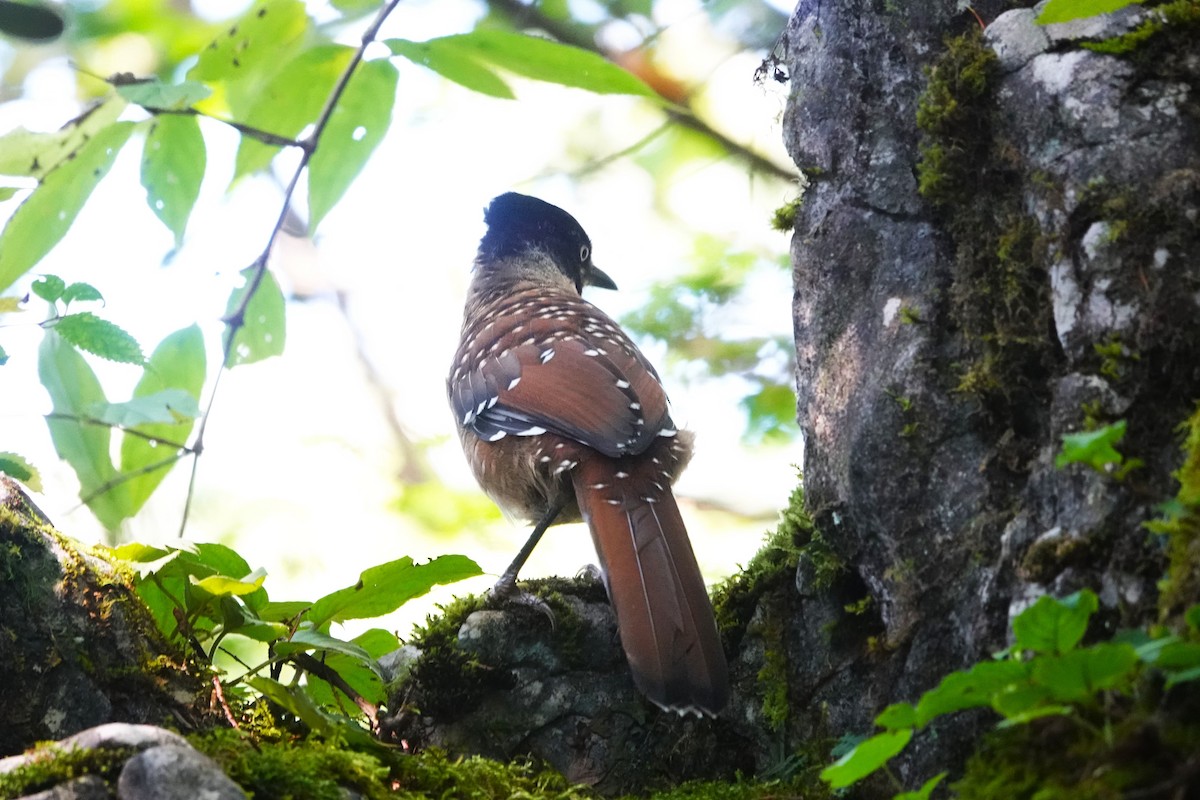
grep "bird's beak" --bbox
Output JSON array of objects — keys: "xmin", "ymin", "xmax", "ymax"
[{"xmin": 588, "ymin": 265, "xmax": 618, "ymax": 290}]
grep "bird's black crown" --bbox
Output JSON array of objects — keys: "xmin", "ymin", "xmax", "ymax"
[{"xmin": 478, "ymin": 192, "xmax": 591, "ymax": 280}]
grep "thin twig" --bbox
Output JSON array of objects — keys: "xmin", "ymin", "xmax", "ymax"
[
  {"xmin": 179, "ymin": 0, "xmax": 405, "ymax": 537},
  {"xmin": 147, "ymin": 107, "xmax": 303, "ymax": 149},
  {"xmin": 290, "ymin": 651, "xmax": 379, "ymax": 728},
  {"xmin": 211, "ymin": 674, "xmax": 241, "ymax": 729},
  {"xmin": 45, "ymin": 412, "xmax": 193, "ymax": 451}
]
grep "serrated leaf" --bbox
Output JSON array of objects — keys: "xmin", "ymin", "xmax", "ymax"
[
  {"xmin": 120, "ymin": 325, "xmax": 206, "ymax": 512},
  {"xmin": 307, "ymin": 58, "xmax": 398, "ymax": 233},
  {"xmin": 233, "ymin": 44, "xmax": 354, "ymax": 181},
  {"xmin": 117, "ymin": 79, "xmax": 212, "ymax": 110},
  {"xmin": 1056, "ymin": 420, "xmax": 1127, "ymax": 472},
  {"xmin": 50, "ymin": 312, "xmax": 145, "ymax": 365},
  {"xmin": 188, "ymin": 0, "xmax": 309, "ymax": 85},
  {"xmin": 820, "ymin": 729, "xmax": 912, "ymax": 788},
  {"xmin": 307, "ymin": 554, "xmax": 481, "ymax": 628},
  {"xmin": 61, "ymin": 282, "xmax": 103, "ymax": 307},
  {"xmin": 0, "ymin": 97, "xmax": 125, "ymax": 179},
  {"xmin": 31, "ymin": 274, "xmax": 65, "ymax": 302},
  {"xmin": 0, "ymin": 0, "xmax": 65, "ymax": 41},
  {"xmin": 0, "ymin": 452, "xmax": 42, "ymax": 492},
  {"xmin": 89, "ymin": 388, "xmax": 200, "ymax": 427},
  {"xmin": 427, "ymin": 29, "xmax": 655, "ymax": 98},
  {"xmin": 224, "ymin": 267, "xmax": 285, "ymax": 366},
  {"xmin": 142, "ymin": 115, "xmax": 206, "ymax": 246},
  {"xmin": 0, "ymin": 121, "xmax": 135, "ymax": 294},
  {"xmin": 38, "ymin": 331, "xmax": 129, "ymax": 529},
  {"xmin": 1012, "ymin": 590, "xmax": 1098, "ymax": 655},
  {"xmin": 385, "ymin": 38, "xmax": 514, "ymax": 99},
  {"xmin": 1036, "ymin": 0, "xmax": 1138, "ymax": 24}
]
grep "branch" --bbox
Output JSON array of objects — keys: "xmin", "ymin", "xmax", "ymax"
[
  {"xmin": 289, "ymin": 651, "xmax": 379, "ymax": 728},
  {"xmin": 147, "ymin": 107, "xmax": 303, "ymax": 149},
  {"xmin": 179, "ymin": 0, "xmax": 406, "ymax": 537},
  {"xmin": 45, "ymin": 412, "xmax": 193, "ymax": 451}
]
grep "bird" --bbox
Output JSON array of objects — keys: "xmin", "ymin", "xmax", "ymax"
[{"xmin": 447, "ymin": 192, "xmax": 729, "ymax": 717}]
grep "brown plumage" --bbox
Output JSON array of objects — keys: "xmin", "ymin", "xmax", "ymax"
[{"xmin": 448, "ymin": 193, "xmax": 729, "ymax": 716}]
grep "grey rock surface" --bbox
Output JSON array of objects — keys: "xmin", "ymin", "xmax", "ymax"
[{"xmin": 117, "ymin": 744, "xmax": 246, "ymax": 800}]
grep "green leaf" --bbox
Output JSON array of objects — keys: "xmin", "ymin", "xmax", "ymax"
[
  {"xmin": 0, "ymin": 97, "xmax": 125, "ymax": 179},
  {"xmin": 1056, "ymin": 420, "xmax": 1128, "ymax": 472},
  {"xmin": 995, "ymin": 704, "xmax": 1073, "ymax": 728},
  {"xmin": 224, "ymin": 267, "xmax": 286, "ymax": 366},
  {"xmin": 0, "ymin": 187, "xmax": 19, "ymax": 202},
  {"xmin": 142, "ymin": 115, "xmax": 206, "ymax": 246},
  {"xmin": 423, "ymin": 29, "xmax": 655, "ymax": 98},
  {"xmin": 276, "ymin": 627, "xmax": 380, "ymax": 672},
  {"xmin": 915, "ymin": 659, "xmax": 1030, "ymax": 726},
  {"xmin": 0, "ymin": 0, "xmax": 65, "ymax": 41},
  {"xmin": 1037, "ymin": 0, "xmax": 1139, "ymax": 24},
  {"xmin": 385, "ymin": 38, "xmax": 514, "ymax": 99},
  {"xmin": 307, "ymin": 58, "xmax": 398, "ymax": 233},
  {"xmin": 1012, "ymin": 590, "xmax": 1098, "ymax": 655},
  {"xmin": 1187, "ymin": 605, "xmax": 1200, "ymax": 633},
  {"xmin": 89, "ymin": 388, "xmax": 200, "ymax": 427},
  {"xmin": 351, "ymin": 628, "xmax": 402, "ymax": 659},
  {"xmin": 120, "ymin": 325, "xmax": 206, "ymax": 512},
  {"xmin": 0, "ymin": 452, "xmax": 42, "ymax": 492},
  {"xmin": 190, "ymin": 571, "xmax": 267, "ymax": 598},
  {"xmin": 233, "ymin": 44, "xmax": 355, "ymax": 181},
  {"xmin": 0, "ymin": 121, "xmax": 135, "ymax": 293},
  {"xmin": 820, "ymin": 729, "xmax": 912, "ymax": 789},
  {"xmin": 897, "ymin": 772, "xmax": 948, "ymax": 800},
  {"xmin": 31, "ymin": 274, "xmax": 65, "ymax": 303},
  {"xmin": 990, "ymin": 681, "xmax": 1054, "ymax": 720},
  {"xmin": 61, "ymin": 282, "xmax": 103, "ymax": 307},
  {"xmin": 38, "ymin": 331, "xmax": 129, "ymax": 529},
  {"xmin": 1032, "ymin": 643, "xmax": 1138, "ymax": 702},
  {"xmin": 49, "ymin": 312, "xmax": 145, "ymax": 365},
  {"xmin": 307, "ymin": 554, "xmax": 482, "ymax": 628},
  {"xmin": 188, "ymin": 0, "xmax": 309, "ymax": 85},
  {"xmin": 874, "ymin": 702, "xmax": 918, "ymax": 730},
  {"xmin": 1166, "ymin": 666, "xmax": 1200, "ymax": 688},
  {"xmin": 1152, "ymin": 641, "xmax": 1200, "ymax": 671},
  {"xmin": 116, "ymin": 79, "xmax": 212, "ymax": 110}
]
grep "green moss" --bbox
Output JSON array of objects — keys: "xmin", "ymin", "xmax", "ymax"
[
  {"xmin": 192, "ymin": 730, "xmax": 594, "ymax": 800},
  {"xmin": 1094, "ymin": 336, "xmax": 1138, "ymax": 383},
  {"xmin": 1083, "ymin": 0, "xmax": 1200, "ymax": 57},
  {"xmin": 0, "ymin": 745, "xmax": 133, "ymax": 799},
  {"xmin": 898, "ymin": 305, "xmax": 922, "ymax": 325},
  {"xmin": 1151, "ymin": 402, "xmax": 1200, "ymax": 621},
  {"xmin": 401, "ymin": 593, "xmax": 499, "ymax": 719},
  {"xmin": 637, "ymin": 775, "xmax": 816, "ymax": 799},
  {"xmin": 771, "ymin": 196, "xmax": 804, "ymax": 232},
  {"xmin": 916, "ymin": 31, "xmax": 1055, "ymax": 420}
]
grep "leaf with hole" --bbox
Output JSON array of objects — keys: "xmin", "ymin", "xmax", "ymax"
[
  {"xmin": 0, "ymin": 121, "xmax": 135, "ymax": 293},
  {"xmin": 142, "ymin": 115, "xmax": 206, "ymax": 246},
  {"xmin": 224, "ymin": 267, "xmax": 285, "ymax": 366},
  {"xmin": 308, "ymin": 58, "xmax": 398, "ymax": 233}
]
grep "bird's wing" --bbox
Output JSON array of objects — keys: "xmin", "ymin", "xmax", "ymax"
[{"xmin": 449, "ymin": 295, "xmax": 673, "ymax": 458}]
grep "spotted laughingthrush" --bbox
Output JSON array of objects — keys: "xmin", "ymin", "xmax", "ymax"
[{"xmin": 447, "ymin": 192, "xmax": 729, "ymax": 716}]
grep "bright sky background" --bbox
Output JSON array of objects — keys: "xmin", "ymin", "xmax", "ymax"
[{"xmin": 0, "ymin": 0, "xmax": 801, "ymax": 637}]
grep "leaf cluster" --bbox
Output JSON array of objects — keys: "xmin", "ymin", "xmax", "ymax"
[
  {"xmin": 106, "ymin": 540, "xmax": 480, "ymax": 737},
  {"xmin": 820, "ymin": 591, "xmax": 1200, "ymax": 797}
]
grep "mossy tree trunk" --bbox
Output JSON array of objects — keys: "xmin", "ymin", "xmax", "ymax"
[{"xmin": 780, "ymin": 0, "xmax": 1200, "ymax": 783}]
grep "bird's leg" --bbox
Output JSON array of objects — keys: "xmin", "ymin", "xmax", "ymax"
[
  {"xmin": 490, "ymin": 496, "xmax": 566, "ymax": 623},
  {"xmin": 494, "ymin": 495, "xmax": 566, "ymax": 594}
]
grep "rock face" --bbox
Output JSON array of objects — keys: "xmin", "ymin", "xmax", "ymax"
[
  {"xmin": 0, "ymin": 481, "xmax": 206, "ymax": 757},
  {"xmin": 783, "ymin": 0, "xmax": 1199, "ymax": 782}
]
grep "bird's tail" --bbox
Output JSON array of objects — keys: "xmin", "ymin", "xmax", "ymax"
[{"xmin": 573, "ymin": 459, "xmax": 729, "ymax": 716}]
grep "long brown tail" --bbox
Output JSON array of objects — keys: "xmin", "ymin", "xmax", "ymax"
[{"xmin": 573, "ymin": 459, "xmax": 729, "ymax": 716}]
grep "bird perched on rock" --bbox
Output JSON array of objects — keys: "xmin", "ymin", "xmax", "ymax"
[{"xmin": 448, "ymin": 192, "xmax": 729, "ymax": 716}]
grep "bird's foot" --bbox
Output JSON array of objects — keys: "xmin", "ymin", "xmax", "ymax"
[{"xmin": 489, "ymin": 575, "xmax": 556, "ymax": 628}]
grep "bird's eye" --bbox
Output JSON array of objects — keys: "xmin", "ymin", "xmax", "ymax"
[{"xmin": 579, "ymin": 244, "xmax": 590, "ymax": 262}]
